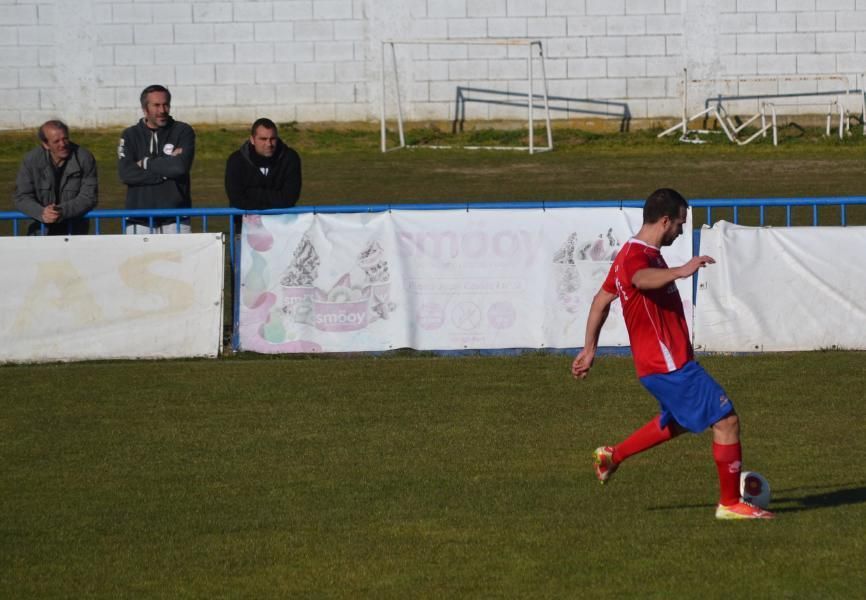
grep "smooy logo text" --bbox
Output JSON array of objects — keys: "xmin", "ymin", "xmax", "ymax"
[{"xmin": 398, "ymin": 229, "xmax": 545, "ymax": 266}]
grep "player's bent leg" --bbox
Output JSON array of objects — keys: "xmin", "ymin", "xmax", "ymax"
[
  {"xmin": 712, "ymin": 412, "xmax": 744, "ymax": 507},
  {"xmin": 593, "ymin": 417, "xmax": 682, "ymax": 485},
  {"xmin": 614, "ymin": 415, "xmax": 680, "ymax": 462},
  {"xmin": 711, "ymin": 412, "xmax": 740, "ymax": 445}
]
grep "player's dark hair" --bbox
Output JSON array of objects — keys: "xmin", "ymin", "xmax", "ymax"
[
  {"xmin": 38, "ymin": 120, "xmax": 69, "ymax": 143},
  {"xmin": 140, "ymin": 84, "xmax": 171, "ymax": 109},
  {"xmin": 251, "ymin": 118, "xmax": 278, "ymax": 137},
  {"xmin": 643, "ymin": 188, "xmax": 688, "ymax": 224}
]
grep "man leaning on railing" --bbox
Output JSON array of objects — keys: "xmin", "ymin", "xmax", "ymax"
[
  {"xmin": 224, "ymin": 117, "xmax": 302, "ymax": 229},
  {"xmin": 13, "ymin": 120, "xmax": 98, "ymax": 236}
]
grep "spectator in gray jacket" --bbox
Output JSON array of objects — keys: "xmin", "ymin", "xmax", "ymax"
[
  {"xmin": 13, "ymin": 120, "xmax": 98, "ymax": 235},
  {"xmin": 118, "ymin": 84, "xmax": 195, "ymax": 234}
]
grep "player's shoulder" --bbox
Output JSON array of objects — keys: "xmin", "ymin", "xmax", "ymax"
[
  {"xmin": 616, "ymin": 240, "xmax": 656, "ymax": 271},
  {"xmin": 623, "ymin": 239, "xmax": 658, "ymax": 257},
  {"xmin": 617, "ymin": 239, "xmax": 645, "ymax": 259}
]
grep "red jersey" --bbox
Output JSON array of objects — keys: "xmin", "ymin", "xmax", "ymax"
[{"xmin": 602, "ymin": 239, "xmax": 693, "ymax": 377}]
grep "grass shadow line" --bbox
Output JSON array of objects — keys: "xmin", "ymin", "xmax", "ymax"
[
  {"xmin": 771, "ymin": 482, "xmax": 866, "ymax": 514},
  {"xmin": 645, "ymin": 482, "xmax": 866, "ymax": 514}
]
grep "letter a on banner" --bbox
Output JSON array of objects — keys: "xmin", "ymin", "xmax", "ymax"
[{"xmin": 13, "ymin": 261, "xmax": 103, "ymax": 333}]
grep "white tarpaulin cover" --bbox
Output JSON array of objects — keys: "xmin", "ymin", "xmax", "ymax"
[
  {"xmin": 0, "ymin": 234, "xmax": 224, "ymax": 362},
  {"xmin": 695, "ymin": 221, "xmax": 866, "ymax": 352},
  {"xmin": 238, "ymin": 208, "xmax": 693, "ymax": 353}
]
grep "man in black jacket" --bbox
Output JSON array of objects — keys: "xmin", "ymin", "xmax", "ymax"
[
  {"xmin": 224, "ymin": 118, "xmax": 302, "ymax": 226},
  {"xmin": 118, "ymin": 84, "xmax": 195, "ymax": 234}
]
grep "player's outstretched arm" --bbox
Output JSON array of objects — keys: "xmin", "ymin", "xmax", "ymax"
[
  {"xmin": 678, "ymin": 255, "xmax": 715, "ymax": 277},
  {"xmin": 572, "ymin": 288, "xmax": 617, "ymax": 380},
  {"xmin": 631, "ymin": 255, "xmax": 715, "ymax": 290}
]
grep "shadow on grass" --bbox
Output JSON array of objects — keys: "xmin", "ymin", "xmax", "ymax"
[
  {"xmin": 771, "ymin": 482, "xmax": 866, "ymax": 513},
  {"xmin": 646, "ymin": 482, "xmax": 866, "ymax": 513}
]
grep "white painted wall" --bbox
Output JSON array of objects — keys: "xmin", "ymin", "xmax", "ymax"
[{"xmin": 2, "ymin": 0, "xmax": 866, "ymax": 129}]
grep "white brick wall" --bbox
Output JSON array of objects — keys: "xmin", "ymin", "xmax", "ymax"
[{"xmin": 2, "ymin": 0, "xmax": 866, "ymax": 129}]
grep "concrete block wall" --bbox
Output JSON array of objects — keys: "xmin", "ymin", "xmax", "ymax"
[{"xmin": 1, "ymin": 0, "xmax": 866, "ymax": 129}]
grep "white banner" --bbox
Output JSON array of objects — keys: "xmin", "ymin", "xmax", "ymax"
[
  {"xmin": 0, "ymin": 234, "xmax": 224, "ymax": 362},
  {"xmin": 695, "ymin": 221, "xmax": 866, "ymax": 351},
  {"xmin": 238, "ymin": 209, "xmax": 693, "ymax": 353}
]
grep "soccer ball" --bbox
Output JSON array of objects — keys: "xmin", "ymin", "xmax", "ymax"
[{"xmin": 740, "ymin": 471, "xmax": 771, "ymax": 509}]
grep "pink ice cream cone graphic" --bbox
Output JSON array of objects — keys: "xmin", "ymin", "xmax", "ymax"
[{"xmin": 243, "ymin": 214, "xmax": 274, "ymax": 252}]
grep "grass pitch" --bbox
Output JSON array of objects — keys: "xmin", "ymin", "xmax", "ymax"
[
  {"xmin": 2, "ymin": 123, "xmax": 866, "ymax": 596},
  {"xmin": 2, "ymin": 352, "xmax": 865, "ymax": 597}
]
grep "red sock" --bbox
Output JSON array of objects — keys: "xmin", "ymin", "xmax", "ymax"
[
  {"xmin": 612, "ymin": 415, "xmax": 678, "ymax": 464},
  {"xmin": 713, "ymin": 442, "xmax": 742, "ymax": 506}
]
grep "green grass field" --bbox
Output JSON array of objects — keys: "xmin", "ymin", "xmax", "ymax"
[
  {"xmin": 2, "ymin": 123, "xmax": 866, "ymax": 597},
  {"xmin": 2, "ymin": 353, "xmax": 865, "ymax": 597}
]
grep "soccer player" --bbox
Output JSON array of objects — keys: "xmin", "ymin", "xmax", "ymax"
[{"xmin": 571, "ymin": 188, "xmax": 774, "ymax": 520}]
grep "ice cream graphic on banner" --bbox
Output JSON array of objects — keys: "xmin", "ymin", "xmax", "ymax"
[
  {"xmin": 553, "ymin": 229, "xmax": 621, "ymax": 313},
  {"xmin": 239, "ymin": 224, "xmax": 403, "ymax": 350},
  {"xmin": 240, "ymin": 220, "xmax": 322, "ymax": 352},
  {"xmin": 358, "ymin": 240, "xmax": 395, "ymax": 320},
  {"xmin": 281, "ymin": 234, "xmax": 320, "ymax": 324},
  {"xmin": 553, "ymin": 232, "xmax": 583, "ymax": 314},
  {"xmin": 307, "ymin": 238, "xmax": 397, "ymax": 331},
  {"xmin": 244, "ymin": 214, "xmax": 274, "ymax": 253},
  {"xmin": 313, "ymin": 273, "xmax": 371, "ymax": 332}
]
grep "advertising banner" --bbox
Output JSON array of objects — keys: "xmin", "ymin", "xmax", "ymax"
[
  {"xmin": 0, "ymin": 234, "xmax": 224, "ymax": 362},
  {"xmin": 695, "ymin": 221, "xmax": 866, "ymax": 351},
  {"xmin": 238, "ymin": 208, "xmax": 693, "ymax": 353}
]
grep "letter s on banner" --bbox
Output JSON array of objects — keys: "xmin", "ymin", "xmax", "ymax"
[{"xmin": 119, "ymin": 251, "xmax": 195, "ymax": 318}]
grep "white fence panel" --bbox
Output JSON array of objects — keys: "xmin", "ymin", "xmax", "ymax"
[
  {"xmin": 695, "ymin": 222, "xmax": 866, "ymax": 352},
  {"xmin": 0, "ymin": 234, "xmax": 224, "ymax": 363}
]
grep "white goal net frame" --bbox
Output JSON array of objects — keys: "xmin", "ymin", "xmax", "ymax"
[
  {"xmin": 658, "ymin": 68, "xmax": 862, "ymax": 145},
  {"xmin": 379, "ymin": 38, "xmax": 553, "ymax": 154}
]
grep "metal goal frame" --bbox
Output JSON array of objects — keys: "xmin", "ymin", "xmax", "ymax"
[{"xmin": 379, "ymin": 38, "xmax": 553, "ymax": 154}]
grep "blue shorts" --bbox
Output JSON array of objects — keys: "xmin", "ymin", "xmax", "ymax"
[{"xmin": 639, "ymin": 361, "xmax": 734, "ymax": 433}]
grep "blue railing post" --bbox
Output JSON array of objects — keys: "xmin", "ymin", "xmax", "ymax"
[{"xmin": 232, "ymin": 239, "xmax": 242, "ymax": 353}]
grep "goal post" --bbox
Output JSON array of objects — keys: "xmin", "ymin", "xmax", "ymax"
[{"xmin": 379, "ymin": 38, "xmax": 553, "ymax": 154}]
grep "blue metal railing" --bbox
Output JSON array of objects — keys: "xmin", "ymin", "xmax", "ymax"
[{"xmin": 3, "ymin": 196, "xmax": 865, "ymax": 257}]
